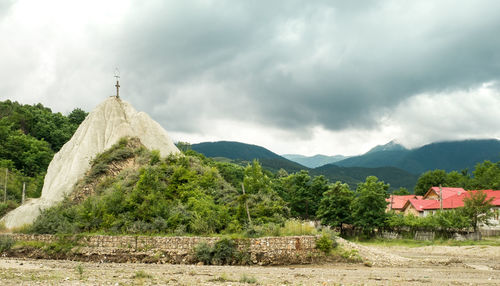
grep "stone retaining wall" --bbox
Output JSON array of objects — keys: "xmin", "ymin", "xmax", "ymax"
[{"xmin": 1, "ymin": 234, "xmax": 320, "ymax": 265}]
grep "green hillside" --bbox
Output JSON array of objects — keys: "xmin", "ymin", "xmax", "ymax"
[
  {"xmin": 190, "ymin": 140, "xmax": 417, "ymax": 190},
  {"xmin": 310, "ymin": 164, "xmax": 418, "ymax": 191},
  {"xmin": 191, "ymin": 141, "xmax": 306, "ymax": 173}
]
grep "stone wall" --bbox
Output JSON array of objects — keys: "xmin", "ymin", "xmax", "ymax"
[{"xmin": 1, "ymin": 234, "xmax": 320, "ymax": 265}]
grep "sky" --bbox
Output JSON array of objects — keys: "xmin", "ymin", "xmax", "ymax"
[{"xmin": 1, "ymin": 0, "xmax": 500, "ymax": 156}]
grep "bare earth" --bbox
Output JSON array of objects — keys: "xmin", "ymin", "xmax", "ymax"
[{"xmin": 0, "ymin": 243, "xmax": 499, "ymax": 285}]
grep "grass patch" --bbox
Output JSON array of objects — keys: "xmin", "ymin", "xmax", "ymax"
[
  {"xmin": 279, "ymin": 219, "xmax": 317, "ymax": 236},
  {"xmin": 134, "ymin": 270, "xmax": 152, "ymax": 279},
  {"xmin": 239, "ymin": 274, "xmax": 258, "ymax": 284},
  {"xmin": 208, "ymin": 273, "xmax": 235, "ymax": 282},
  {"xmin": 12, "ymin": 235, "xmax": 80, "ymax": 256},
  {"xmin": 355, "ymin": 236, "xmax": 500, "ymax": 247}
]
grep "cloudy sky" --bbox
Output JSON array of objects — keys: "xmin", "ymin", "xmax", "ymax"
[{"xmin": 1, "ymin": 0, "xmax": 500, "ymax": 156}]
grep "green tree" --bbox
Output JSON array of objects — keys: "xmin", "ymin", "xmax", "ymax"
[
  {"xmin": 414, "ymin": 170, "xmax": 447, "ymax": 196},
  {"xmin": 392, "ymin": 187, "xmax": 410, "ymax": 195},
  {"xmin": 242, "ymin": 160, "xmax": 289, "ymax": 224},
  {"xmin": 462, "ymin": 190, "xmax": 494, "ymax": 233},
  {"xmin": 316, "ymin": 181, "xmax": 354, "ymax": 234},
  {"xmin": 351, "ymin": 176, "xmax": 389, "ymax": 234},
  {"xmin": 470, "ymin": 161, "xmax": 500, "ymax": 190},
  {"xmin": 67, "ymin": 108, "xmax": 88, "ymax": 126},
  {"xmin": 278, "ymin": 171, "xmax": 328, "ymax": 220}
]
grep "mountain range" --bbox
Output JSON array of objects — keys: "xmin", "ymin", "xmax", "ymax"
[
  {"xmin": 191, "ymin": 138, "xmax": 500, "ymax": 191},
  {"xmin": 335, "ymin": 139, "xmax": 500, "ymax": 174},
  {"xmin": 191, "ymin": 141, "xmax": 417, "ymax": 190}
]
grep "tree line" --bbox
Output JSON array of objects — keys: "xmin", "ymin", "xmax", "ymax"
[
  {"xmin": 0, "ymin": 100, "xmax": 496, "ymax": 237},
  {"xmin": 0, "ymin": 100, "xmax": 87, "ymax": 216}
]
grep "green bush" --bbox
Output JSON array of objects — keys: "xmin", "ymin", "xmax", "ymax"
[
  {"xmin": 0, "ymin": 236, "xmax": 15, "ymax": 252},
  {"xmin": 26, "ymin": 204, "xmax": 77, "ymax": 234},
  {"xmin": 194, "ymin": 242, "xmax": 213, "ymax": 265},
  {"xmin": 194, "ymin": 238, "xmax": 238, "ymax": 265},
  {"xmin": 212, "ymin": 238, "xmax": 236, "ymax": 265},
  {"xmin": 316, "ymin": 234, "xmax": 334, "ymax": 254}
]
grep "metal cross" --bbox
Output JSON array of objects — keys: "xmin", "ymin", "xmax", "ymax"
[{"xmin": 114, "ymin": 68, "xmax": 120, "ymax": 98}]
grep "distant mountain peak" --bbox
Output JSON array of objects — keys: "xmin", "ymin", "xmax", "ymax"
[
  {"xmin": 366, "ymin": 140, "xmax": 407, "ymax": 154},
  {"xmin": 282, "ymin": 154, "xmax": 348, "ymax": 168}
]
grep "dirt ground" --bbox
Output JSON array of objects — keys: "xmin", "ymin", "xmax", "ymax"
[{"xmin": 0, "ymin": 242, "xmax": 499, "ymax": 285}]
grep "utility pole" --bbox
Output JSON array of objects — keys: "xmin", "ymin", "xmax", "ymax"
[
  {"xmin": 241, "ymin": 183, "xmax": 252, "ymax": 225},
  {"xmin": 22, "ymin": 182, "xmax": 26, "ymax": 204},
  {"xmin": 3, "ymin": 168, "xmax": 7, "ymax": 202},
  {"xmin": 439, "ymin": 184, "xmax": 443, "ymax": 211}
]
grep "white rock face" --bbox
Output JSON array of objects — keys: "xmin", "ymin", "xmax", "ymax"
[{"xmin": 1, "ymin": 97, "xmax": 180, "ymax": 229}]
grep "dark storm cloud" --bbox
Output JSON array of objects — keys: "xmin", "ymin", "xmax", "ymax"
[
  {"xmin": 2, "ymin": 0, "xmax": 500, "ymax": 141},
  {"xmin": 107, "ymin": 1, "xmax": 500, "ymax": 134}
]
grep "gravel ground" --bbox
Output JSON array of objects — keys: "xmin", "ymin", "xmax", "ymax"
[{"xmin": 0, "ymin": 243, "xmax": 499, "ymax": 285}]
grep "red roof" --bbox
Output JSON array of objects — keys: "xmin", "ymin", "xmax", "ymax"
[
  {"xmin": 411, "ymin": 189, "xmax": 500, "ymax": 211},
  {"xmin": 386, "ymin": 195, "xmax": 418, "ymax": 210},
  {"xmin": 426, "ymin": 187, "xmax": 466, "ymax": 199},
  {"xmin": 407, "ymin": 198, "xmax": 438, "ymax": 211}
]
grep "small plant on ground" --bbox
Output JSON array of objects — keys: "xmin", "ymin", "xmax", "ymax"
[
  {"xmin": 340, "ymin": 249, "xmax": 363, "ymax": 263},
  {"xmin": 134, "ymin": 270, "xmax": 152, "ymax": 279},
  {"xmin": 75, "ymin": 263, "xmax": 84, "ymax": 280},
  {"xmin": 239, "ymin": 274, "xmax": 258, "ymax": 284},
  {"xmin": 208, "ymin": 273, "xmax": 235, "ymax": 282}
]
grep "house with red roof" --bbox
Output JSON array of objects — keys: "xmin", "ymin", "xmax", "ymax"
[
  {"xmin": 393, "ymin": 187, "xmax": 500, "ymax": 228},
  {"xmin": 385, "ymin": 195, "xmax": 420, "ymax": 213}
]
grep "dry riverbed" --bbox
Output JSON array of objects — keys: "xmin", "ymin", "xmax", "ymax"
[{"xmin": 0, "ymin": 242, "xmax": 499, "ymax": 285}]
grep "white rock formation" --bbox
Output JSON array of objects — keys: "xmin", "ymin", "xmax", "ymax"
[{"xmin": 1, "ymin": 97, "xmax": 180, "ymax": 229}]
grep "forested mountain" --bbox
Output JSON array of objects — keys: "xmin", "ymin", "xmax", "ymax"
[
  {"xmin": 191, "ymin": 141, "xmax": 306, "ymax": 173},
  {"xmin": 191, "ymin": 140, "xmax": 417, "ymax": 190},
  {"xmin": 310, "ymin": 164, "xmax": 418, "ymax": 191},
  {"xmin": 336, "ymin": 139, "xmax": 500, "ymax": 174},
  {"xmin": 282, "ymin": 154, "xmax": 348, "ymax": 168}
]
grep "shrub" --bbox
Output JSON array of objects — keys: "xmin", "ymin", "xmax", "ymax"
[
  {"xmin": 26, "ymin": 205, "xmax": 77, "ymax": 234},
  {"xmin": 194, "ymin": 242, "xmax": 213, "ymax": 265},
  {"xmin": 212, "ymin": 238, "xmax": 236, "ymax": 265},
  {"xmin": 88, "ymin": 161, "xmax": 108, "ymax": 179},
  {"xmin": 0, "ymin": 235, "xmax": 15, "ymax": 252},
  {"xmin": 316, "ymin": 234, "xmax": 334, "ymax": 254},
  {"xmin": 194, "ymin": 238, "xmax": 238, "ymax": 265}
]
